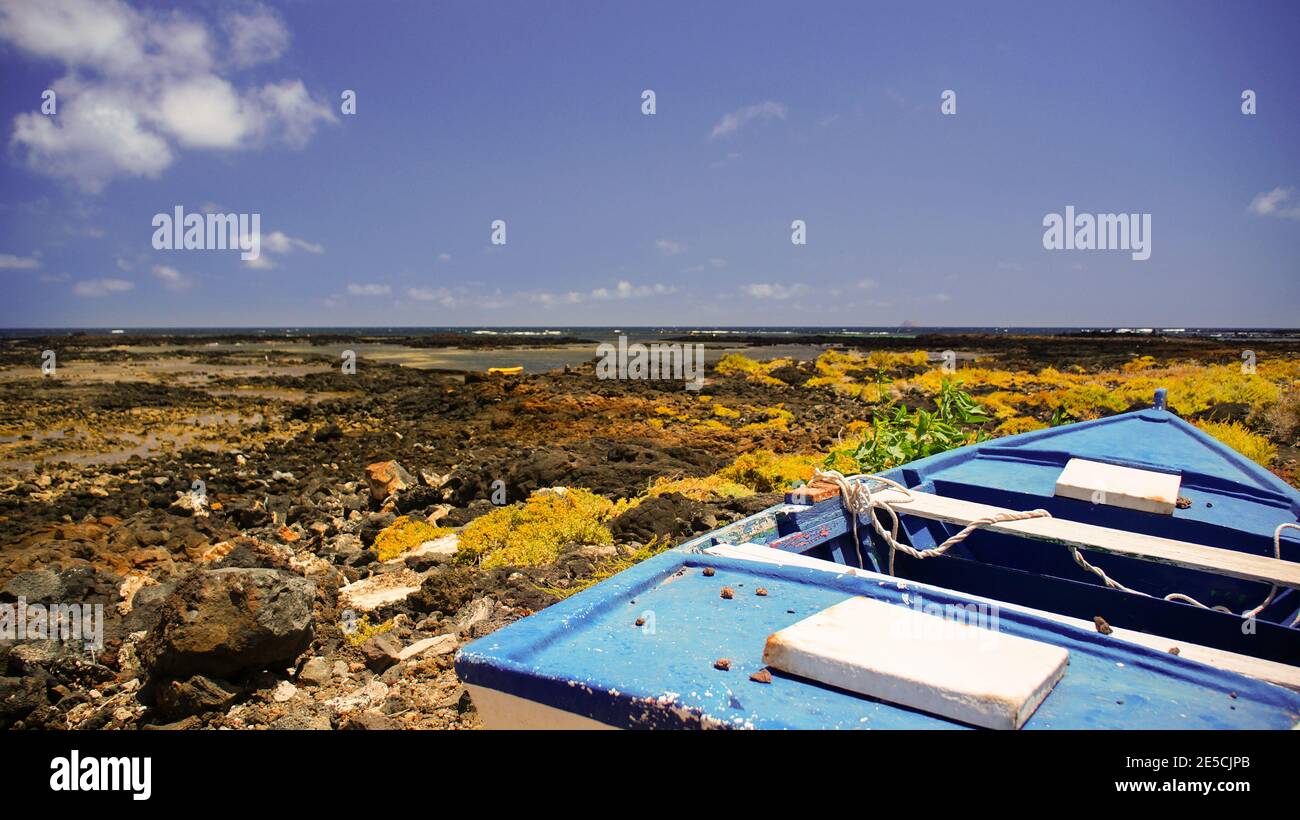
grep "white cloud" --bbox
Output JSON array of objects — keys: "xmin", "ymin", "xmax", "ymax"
[
  {"xmin": 654, "ymin": 238, "xmax": 686, "ymax": 256},
  {"xmin": 709, "ymin": 258, "xmax": 727, "ymax": 270},
  {"xmin": 347, "ymin": 283, "xmax": 391, "ymax": 296},
  {"xmin": 151, "ymin": 264, "xmax": 193, "ymax": 291},
  {"xmin": 73, "ymin": 277, "xmax": 133, "ymax": 297},
  {"xmin": 243, "ymin": 229, "xmax": 323, "ymax": 269},
  {"xmin": 524, "ymin": 280, "xmax": 675, "ymax": 307},
  {"xmin": 407, "ymin": 287, "xmax": 457, "ymax": 306},
  {"xmin": 590, "ymin": 281, "xmax": 675, "ymax": 300},
  {"xmin": 437, "ymin": 252, "xmax": 452, "ymax": 263},
  {"xmin": 0, "ymin": 253, "xmax": 40, "ymax": 270},
  {"xmin": 0, "ymin": 0, "xmax": 334, "ymax": 192},
  {"xmin": 857, "ymin": 277, "xmax": 878, "ymax": 289},
  {"xmin": 709, "ymin": 101, "xmax": 788, "ymax": 140},
  {"xmin": 263, "ymin": 231, "xmax": 323, "ymax": 254},
  {"xmin": 244, "ymin": 255, "xmax": 276, "ymax": 270},
  {"xmin": 740, "ymin": 283, "xmax": 804, "ymax": 300},
  {"xmin": 224, "ymin": 4, "xmax": 289, "ymax": 68},
  {"xmin": 156, "ymin": 74, "xmax": 250, "ymax": 149},
  {"xmin": 251, "ymin": 80, "xmax": 335, "ymax": 148},
  {"xmin": 11, "ymin": 85, "xmax": 173, "ymax": 192},
  {"xmin": 1249, "ymin": 187, "xmax": 1300, "ymax": 219}
]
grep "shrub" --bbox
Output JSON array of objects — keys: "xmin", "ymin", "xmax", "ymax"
[
  {"xmin": 717, "ymin": 450, "xmax": 823, "ymax": 492},
  {"xmin": 1194, "ymin": 420, "xmax": 1277, "ymax": 467},
  {"xmin": 715, "ymin": 353, "xmax": 788, "ymax": 386},
  {"xmin": 1264, "ymin": 388, "xmax": 1300, "ymax": 446},
  {"xmin": 995, "ymin": 416, "xmax": 1049, "ymax": 436},
  {"xmin": 456, "ymin": 488, "xmax": 620, "ymax": 568},
  {"xmin": 825, "ymin": 381, "xmax": 990, "ymax": 473},
  {"xmin": 372, "ymin": 516, "xmax": 454, "ymax": 561},
  {"xmin": 645, "ymin": 474, "xmax": 754, "ymax": 501}
]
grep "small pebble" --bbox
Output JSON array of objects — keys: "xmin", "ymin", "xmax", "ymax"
[
  {"xmin": 634, "ymin": 617, "xmax": 645, "ymax": 627},
  {"xmin": 1168, "ymin": 646, "xmax": 1180, "ymax": 655},
  {"xmin": 720, "ymin": 587, "xmax": 734, "ymax": 599},
  {"xmin": 749, "ymin": 669, "xmax": 772, "ymax": 684},
  {"xmin": 1093, "ymin": 616, "xmax": 1112, "ymax": 635},
  {"xmin": 714, "ymin": 658, "xmax": 731, "ymax": 671},
  {"xmin": 755, "ymin": 587, "xmax": 769, "ymax": 597},
  {"xmin": 702, "ymin": 567, "xmax": 715, "ymax": 577}
]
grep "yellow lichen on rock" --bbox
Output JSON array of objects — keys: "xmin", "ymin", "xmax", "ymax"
[
  {"xmin": 372, "ymin": 516, "xmax": 454, "ymax": 561},
  {"xmin": 715, "ymin": 353, "xmax": 789, "ymax": 386},
  {"xmin": 717, "ymin": 450, "xmax": 823, "ymax": 493},
  {"xmin": 644, "ymin": 474, "xmax": 755, "ymax": 501},
  {"xmin": 1193, "ymin": 420, "xmax": 1277, "ymax": 467},
  {"xmin": 456, "ymin": 488, "xmax": 619, "ymax": 569}
]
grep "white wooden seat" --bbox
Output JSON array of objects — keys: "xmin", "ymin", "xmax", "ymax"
[{"xmin": 763, "ymin": 595, "xmax": 1068, "ymax": 729}]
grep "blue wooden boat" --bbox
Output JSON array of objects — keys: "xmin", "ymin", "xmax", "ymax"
[{"xmin": 456, "ymin": 391, "xmax": 1300, "ymax": 729}]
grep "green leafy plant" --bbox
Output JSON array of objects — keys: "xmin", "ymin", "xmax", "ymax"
[{"xmin": 825, "ymin": 380, "xmax": 990, "ymax": 473}]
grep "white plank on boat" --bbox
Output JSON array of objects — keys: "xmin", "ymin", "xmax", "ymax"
[
  {"xmin": 762, "ymin": 595, "xmax": 1068, "ymax": 729},
  {"xmin": 709, "ymin": 543, "xmax": 1300, "ymax": 691},
  {"xmin": 872, "ymin": 488, "xmax": 1300, "ymax": 589},
  {"xmin": 1054, "ymin": 457, "xmax": 1181, "ymax": 515}
]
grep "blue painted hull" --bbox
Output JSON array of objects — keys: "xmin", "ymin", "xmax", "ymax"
[
  {"xmin": 456, "ymin": 550, "xmax": 1300, "ymax": 728},
  {"xmin": 456, "ymin": 404, "xmax": 1300, "ymax": 728}
]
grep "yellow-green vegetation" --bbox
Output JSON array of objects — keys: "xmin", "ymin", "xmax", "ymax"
[
  {"xmin": 644, "ymin": 474, "xmax": 755, "ymax": 501},
  {"xmin": 372, "ymin": 516, "xmax": 454, "ymax": 561},
  {"xmin": 994, "ymin": 416, "xmax": 1049, "ymax": 436},
  {"xmin": 715, "ymin": 353, "xmax": 790, "ymax": 386},
  {"xmin": 898, "ymin": 357, "xmax": 1300, "ymax": 425},
  {"xmin": 456, "ymin": 488, "xmax": 624, "ymax": 568},
  {"xmin": 735, "ymin": 403, "xmax": 794, "ymax": 434},
  {"xmin": 344, "ymin": 614, "xmax": 394, "ymax": 647},
  {"xmin": 651, "ymin": 398, "xmax": 793, "ymax": 435},
  {"xmin": 717, "ymin": 450, "xmax": 824, "ymax": 492},
  {"xmin": 1194, "ymin": 420, "xmax": 1278, "ymax": 467},
  {"xmin": 804, "ymin": 349, "xmax": 928, "ymax": 402},
  {"xmin": 535, "ymin": 536, "xmax": 674, "ymax": 600}
]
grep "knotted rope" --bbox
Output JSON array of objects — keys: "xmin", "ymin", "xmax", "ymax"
[
  {"xmin": 809, "ymin": 470, "xmax": 1300, "ymax": 626},
  {"xmin": 811, "ymin": 468, "xmax": 1052, "ymax": 576}
]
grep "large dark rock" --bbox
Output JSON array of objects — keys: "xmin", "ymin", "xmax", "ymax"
[
  {"xmin": 0, "ymin": 672, "xmax": 49, "ymax": 728},
  {"xmin": 1, "ymin": 570, "xmax": 63, "ymax": 603},
  {"xmin": 609, "ymin": 493, "xmax": 715, "ymax": 542},
  {"xmin": 139, "ymin": 568, "xmax": 315, "ymax": 680}
]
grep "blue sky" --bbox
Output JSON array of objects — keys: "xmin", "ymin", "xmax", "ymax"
[{"xmin": 1, "ymin": 0, "xmax": 1298, "ymax": 328}]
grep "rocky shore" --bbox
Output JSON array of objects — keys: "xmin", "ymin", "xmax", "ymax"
[{"xmin": 1, "ymin": 332, "xmax": 1296, "ymax": 729}]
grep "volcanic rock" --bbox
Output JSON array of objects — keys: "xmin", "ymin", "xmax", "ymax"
[{"xmin": 138, "ymin": 568, "xmax": 315, "ymax": 680}]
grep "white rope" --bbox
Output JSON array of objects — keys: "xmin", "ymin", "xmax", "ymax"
[
  {"xmin": 808, "ymin": 470, "xmax": 1300, "ymax": 626},
  {"xmin": 811, "ymin": 469, "xmax": 1052, "ymax": 576}
]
